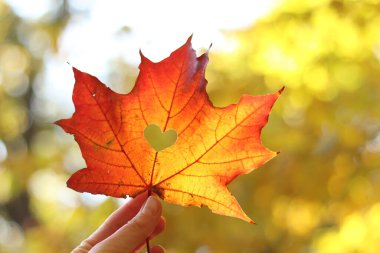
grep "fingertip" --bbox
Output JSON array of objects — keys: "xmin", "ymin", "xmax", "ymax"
[
  {"xmin": 150, "ymin": 216, "xmax": 166, "ymax": 239},
  {"xmin": 150, "ymin": 244, "xmax": 166, "ymax": 253},
  {"xmin": 142, "ymin": 196, "xmax": 162, "ymax": 217},
  {"xmin": 71, "ymin": 240, "xmax": 93, "ymax": 253},
  {"xmin": 118, "ymin": 192, "xmax": 147, "ymax": 213},
  {"xmin": 130, "ymin": 191, "xmax": 149, "ymax": 203},
  {"xmin": 159, "ymin": 216, "xmax": 166, "ymax": 227}
]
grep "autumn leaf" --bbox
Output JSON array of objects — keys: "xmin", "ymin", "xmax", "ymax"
[{"xmin": 56, "ymin": 37, "xmax": 282, "ymax": 223}]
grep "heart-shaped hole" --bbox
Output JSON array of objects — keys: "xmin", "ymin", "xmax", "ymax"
[{"xmin": 144, "ymin": 124, "xmax": 177, "ymax": 152}]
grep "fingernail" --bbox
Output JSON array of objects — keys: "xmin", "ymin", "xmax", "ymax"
[{"xmin": 142, "ymin": 196, "xmax": 160, "ymax": 215}]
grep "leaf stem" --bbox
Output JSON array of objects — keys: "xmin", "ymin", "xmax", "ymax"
[
  {"xmin": 146, "ymin": 188, "xmax": 152, "ymax": 253},
  {"xmin": 146, "ymin": 237, "xmax": 151, "ymax": 253}
]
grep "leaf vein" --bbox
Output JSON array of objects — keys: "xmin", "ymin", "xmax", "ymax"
[{"xmin": 83, "ymin": 80, "xmax": 148, "ymax": 186}]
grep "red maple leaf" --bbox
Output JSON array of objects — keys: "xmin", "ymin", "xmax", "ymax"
[{"xmin": 56, "ymin": 37, "xmax": 282, "ymax": 223}]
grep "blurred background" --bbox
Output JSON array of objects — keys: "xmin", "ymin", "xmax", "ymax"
[{"xmin": 1, "ymin": 0, "xmax": 380, "ymax": 252}]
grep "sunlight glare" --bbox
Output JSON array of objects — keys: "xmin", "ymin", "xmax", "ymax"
[{"xmin": 38, "ymin": 0, "xmax": 278, "ymax": 114}]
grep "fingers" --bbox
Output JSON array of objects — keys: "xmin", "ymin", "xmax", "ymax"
[
  {"xmin": 151, "ymin": 216, "xmax": 166, "ymax": 238},
  {"xmin": 134, "ymin": 244, "xmax": 165, "ymax": 253},
  {"xmin": 71, "ymin": 240, "xmax": 93, "ymax": 253},
  {"xmin": 86, "ymin": 192, "xmax": 148, "ymax": 246},
  {"xmin": 91, "ymin": 196, "xmax": 162, "ymax": 252},
  {"xmin": 132, "ymin": 216, "xmax": 166, "ymax": 252},
  {"xmin": 150, "ymin": 245, "xmax": 165, "ymax": 253}
]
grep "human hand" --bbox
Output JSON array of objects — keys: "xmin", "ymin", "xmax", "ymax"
[{"xmin": 72, "ymin": 193, "xmax": 166, "ymax": 253}]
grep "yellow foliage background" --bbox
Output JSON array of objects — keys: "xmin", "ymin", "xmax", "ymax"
[{"xmin": 1, "ymin": 0, "xmax": 380, "ymax": 252}]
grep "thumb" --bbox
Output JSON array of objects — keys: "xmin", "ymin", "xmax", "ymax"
[{"xmin": 90, "ymin": 196, "xmax": 162, "ymax": 253}]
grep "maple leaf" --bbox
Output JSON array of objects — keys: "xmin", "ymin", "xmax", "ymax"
[{"xmin": 56, "ymin": 37, "xmax": 282, "ymax": 223}]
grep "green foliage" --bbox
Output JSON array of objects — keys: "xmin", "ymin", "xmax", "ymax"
[{"xmin": 205, "ymin": 0, "xmax": 380, "ymax": 252}]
